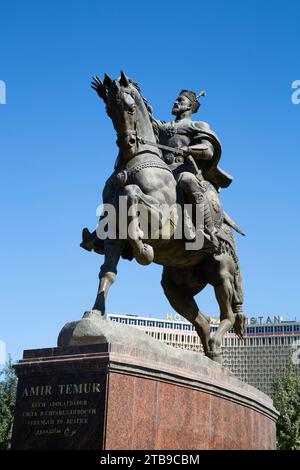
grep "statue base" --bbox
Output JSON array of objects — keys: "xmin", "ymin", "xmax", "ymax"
[{"xmin": 11, "ymin": 340, "xmax": 278, "ymax": 450}]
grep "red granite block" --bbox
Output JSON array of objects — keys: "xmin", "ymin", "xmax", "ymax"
[
  {"xmin": 11, "ymin": 344, "xmax": 278, "ymax": 450},
  {"xmin": 251, "ymin": 410, "xmax": 260, "ymax": 449},
  {"xmin": 248, "ymin": 409, "xmax": 256, "ymax": 449},
  {"xmin": 260, "ymin": 415, "xmax": 267, "ymax": 450},
  {"xmin": 255, "ymin": 410, "xmax": 264, "ymax": 449},
  {"xmin": 130, "ymin": 376, "xmax": 158, "ymax": 449},
  {"xmin": 103, "ymin": 369, "xmax": 278, "ymax": 450},
  {"xmin": 105, "ymin": 372, "xmax": 135, "ymax": 449},
  {"xmin": 222, "ymin": 398, "xmax": 240, "ymax": 450},
  {"xmin": 210, "ymin": 394, "xmax": 225, "ymax": 449},
  {"xmin": 155, "ymin": 381, "xmax": 197, "ymax": 449},
  {"xmin": 193, "ymin": 391, "xmax": 211, "ymax": 449},
  {"xmin": 240, "ymin": 405, "xmax": 251, "ymax": 450}
]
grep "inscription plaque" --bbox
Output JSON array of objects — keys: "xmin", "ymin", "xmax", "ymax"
[{"xmin": 11, "ymin": 346, "xmax": 108, "ymax": 450}]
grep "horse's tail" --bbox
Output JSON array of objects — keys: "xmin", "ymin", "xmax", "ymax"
[
  {"xmin": 232, "ymin": 268, "xmax": 247, "ymax": 340},
  {"xmin": 233, "ymin": 309, "xmax": 247, "ymax": 340},
  {"xmin": 223, "ymin": 210, "xmax": 245, "ymax": 236}
]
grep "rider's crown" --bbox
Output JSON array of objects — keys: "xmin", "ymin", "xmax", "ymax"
[{"xmin": 178, "ymin": 90, "xmax": 200, "ymax": 113}]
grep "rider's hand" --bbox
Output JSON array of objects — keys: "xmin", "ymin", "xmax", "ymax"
[
  {"xmin": 164, "ymin": 152, "xmax": 175, "ymax": 164},
  {"xmin": 181, "ymin": 146, "xmax": 190, "ymax": 156}
]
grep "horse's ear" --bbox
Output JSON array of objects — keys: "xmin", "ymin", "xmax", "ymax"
[
  {"xmin": 120, "ymin": 70, "xmax": 130, "ymax": 87},
  {"xmin": 103, "ymin": 73, "xmax": 113, "ymax": 88}
]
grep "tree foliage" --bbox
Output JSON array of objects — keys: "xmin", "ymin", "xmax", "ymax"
[
  {"xmin": 0, "ymin": 358, "xmax": 17, "ymax": 449},
  {"xmin": 271, "ymin": 362, "xmax": 300, "ymax": 450}
]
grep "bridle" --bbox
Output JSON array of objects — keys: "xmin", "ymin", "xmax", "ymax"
[
  {"xmin": 112, "ymin": 87, "xmax": 161, "ymax": 159},
  {"xmin": 116, "ymin": 126, "xmax": 139, "ymax": 155}
]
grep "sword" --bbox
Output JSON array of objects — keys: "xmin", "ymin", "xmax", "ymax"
[{"xmin": 137, "ymin": 136, "xmax": 199, "ymax": 175}]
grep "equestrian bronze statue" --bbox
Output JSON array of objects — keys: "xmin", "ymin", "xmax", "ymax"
[{"xmin": 81, "ymin": 71, "xmax": 246, "ymax": 364}]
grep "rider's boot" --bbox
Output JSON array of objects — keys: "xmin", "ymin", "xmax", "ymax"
[
  {"xmin": 81, "ymin": 228, "xmax": 95, "ymax": 251},
  {"xmin": 81, "ymin": 228, "xmax": 104, "ymax": 255}
]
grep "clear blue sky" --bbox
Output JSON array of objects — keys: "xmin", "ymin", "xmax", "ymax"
[{"xmin": 0, "ymin": 0, "xmax": 299, "ymax": 362}]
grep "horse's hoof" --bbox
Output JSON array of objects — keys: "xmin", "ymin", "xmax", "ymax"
[
  {"xmin": 207, "ymin": 350, "xmax": 223, "ymax": 364},
  {"xmin": 135, "ymin": 244, "xmax": 154, "ymax": 266},
  {"xmin": 83, "ymin": 309, "xmax": 104, "ymax": 319}
]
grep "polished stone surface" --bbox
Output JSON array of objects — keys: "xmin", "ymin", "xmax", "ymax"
[
  {"xmin": 11, "ymin": 343, "xmax": 278, "ymax": 450},
  {"xmin": 105, "ymin": 373, "xmax": 277, "ymax": 450},
  {"xmin": 11, "ymin": 346, "xmax": 108, "ymax": 450}
]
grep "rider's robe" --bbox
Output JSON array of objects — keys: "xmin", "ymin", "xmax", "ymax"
[{"xmin": 155, "ymin": 119, "xmax": 233, "ymax": 190}]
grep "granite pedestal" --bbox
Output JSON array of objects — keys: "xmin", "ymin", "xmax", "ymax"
[{"xmin": 11, "ymin": 340, "xmax": 278, "ymax": 450}]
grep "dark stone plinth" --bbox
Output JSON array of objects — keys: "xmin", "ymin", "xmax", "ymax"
[{"xmin": 11, "ymin": 343, "xmax": 278, "ymax": 450}]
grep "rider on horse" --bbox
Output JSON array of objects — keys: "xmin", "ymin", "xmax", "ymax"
[
  {"xmin": 154, "ymin": 89, "xmax": 234, "ymax": 251},
  {"xmin": 80, "ymin": 73, "xmax": 246, "ymax": 361}
]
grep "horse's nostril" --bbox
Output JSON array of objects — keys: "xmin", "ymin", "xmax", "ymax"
[{"xmin": 129, "ymin": 138, "xmax": 135, "ymax": 145}]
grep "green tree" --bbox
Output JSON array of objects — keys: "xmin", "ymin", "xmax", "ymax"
[
  {"xmin": 0, "ymin": 357, "xmax": 17, "ymax": 449},
  {"xmin": 271, "ymin": 361, "xmax": 300, "ymax": 450}
]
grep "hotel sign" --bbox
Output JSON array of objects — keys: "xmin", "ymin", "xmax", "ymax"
[
  {"xmin": 166, "ymin": 313, "xmax": 285, "ymax": 325},
  {"xmin": 247, "ymin": 316, "xmax": 283, "ymax": 325}
]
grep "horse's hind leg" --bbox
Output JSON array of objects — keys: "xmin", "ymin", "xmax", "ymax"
[
  {"xmin": 208, "ymin": 258, "xmax": 236, "ymax": 363},
  {"xmin": 161, "ymin": 267, "xmax": 211, "ymax": 355}
]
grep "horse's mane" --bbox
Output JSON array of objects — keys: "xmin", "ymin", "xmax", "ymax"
[{"xmin": 129, "ymin": 79, "xmax": 159, "ymax": 143}]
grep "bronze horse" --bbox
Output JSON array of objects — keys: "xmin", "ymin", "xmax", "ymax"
[{"xmin": 81, "ymin": 71, "xmax": 246, "ymax": 363}]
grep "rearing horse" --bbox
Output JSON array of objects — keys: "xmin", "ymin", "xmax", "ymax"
[{"xmin": 82, "ymin": 71, "xmax": 246, "ymax": 363}]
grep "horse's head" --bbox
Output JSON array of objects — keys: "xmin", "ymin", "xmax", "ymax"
[{"xmin": 91, "ymin": 71, "xmax": 155, "ymax": 159}]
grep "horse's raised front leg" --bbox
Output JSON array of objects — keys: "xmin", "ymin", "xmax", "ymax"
[
  {"xmin": 90, "ymin": 239, "xmax": 121, "ymax": 316},
  {"xmin": 161, "ymin": 267, "xmax": 211, "ymax": 355},
  {"xmin": 121, "ymin": 184, "xmax": 163, "ymax": 266}
]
